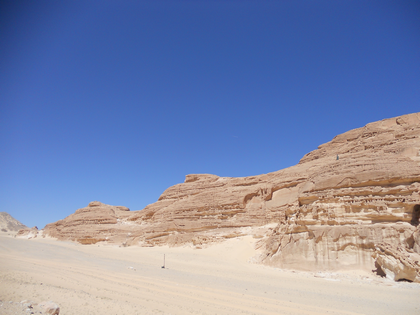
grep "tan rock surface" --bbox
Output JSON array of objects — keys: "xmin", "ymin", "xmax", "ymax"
[
  {"xmin": 44, "ymin": 201, "xmax": 132, "ymax": 245},
  {"xmin": 43, "ymin": 113, "xmax": 420, "ymax": 280},
  {"xmin": 373, "ymin": 243, "xmax": 420, "ymax": 282}
]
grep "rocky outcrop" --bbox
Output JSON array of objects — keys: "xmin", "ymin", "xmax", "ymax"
[
  {"xmin": 16, "ymin": 226, "xmax": 39, "ymax": 239},
  {"xmin": 373, "ymin": 243, "xmax": 420, "ymax": 282},
  {"xmin": 43, "ymin": 113, "xmax": 420, "ymax": 280},
  {"xmin": 257, "ymin": 113, "xmax": 420, "ymax": 274},
  {"xmin": 43, "ymin": 201, "xmax": 132, "ymax": 244}
]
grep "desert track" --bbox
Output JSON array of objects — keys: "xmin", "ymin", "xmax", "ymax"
[{"xmin": 1, "ymin": 234, "xmax": 419, "ymax": 314}]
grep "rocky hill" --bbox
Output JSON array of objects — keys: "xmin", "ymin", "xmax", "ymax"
[
  {"xmin": 42, "ymin": 113, "xmax": 420, "ymax": 282},
  {"xmin": 0, "ymin": 212, "xmax": 27, "ymax": 233}
]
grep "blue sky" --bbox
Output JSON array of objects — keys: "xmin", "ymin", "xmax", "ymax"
[{"xmin": 1, "ymin": 0, "xmax": 419, "ymax": 228}]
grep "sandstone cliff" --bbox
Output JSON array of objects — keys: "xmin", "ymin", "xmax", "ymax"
[
  {"xmin": 43, "ymin": 201, "xmax": 132, "ymax": 245},
  {"xmin": 43, "ymin": 113, "xmax": 420, "ymax": 281}
]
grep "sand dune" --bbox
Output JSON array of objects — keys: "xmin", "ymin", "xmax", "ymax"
[{"xmin": 0, "ymin": 234, "xmax": 419, "ymax": 314}]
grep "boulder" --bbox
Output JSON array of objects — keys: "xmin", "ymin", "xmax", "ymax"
[{"xmin": 373, "ymin": 242, "xmax": 420, "ymax": 282}]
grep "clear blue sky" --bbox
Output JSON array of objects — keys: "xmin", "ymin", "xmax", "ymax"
[{"xmin": 1, "ymin": 1, "xmax": 419, "ymax": 228}]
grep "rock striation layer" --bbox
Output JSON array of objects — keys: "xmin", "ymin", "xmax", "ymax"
[
  {"xmin": 44, "ymin": 201, "xmax": 132, "ymax": 245},
  {"xmin": 43, "ymin": 113, "xmax": 420, "ymax": 281}
]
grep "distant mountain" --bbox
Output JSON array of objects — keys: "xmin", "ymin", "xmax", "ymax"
[{"xmin": 0, "ymin": 212, "xmax": 27, "ymax": 232}]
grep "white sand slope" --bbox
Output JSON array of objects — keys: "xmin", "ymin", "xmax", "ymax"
[{"xmin": 0, "ymin": 233, "xmax": 419, "ymax": 315}]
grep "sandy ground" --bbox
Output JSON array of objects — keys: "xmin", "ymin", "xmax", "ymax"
[{"xmin": 0, "ymin": 233, "xmax": 419, "ymax": 315}]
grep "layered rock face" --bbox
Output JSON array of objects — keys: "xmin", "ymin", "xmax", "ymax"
[
  {"xmin": 43, "ymin": 113, "xmax": 420, "ymax": 281},
  {"xmin": 44, "ymin": 201, "xmax": 133, "ymax": 245}
]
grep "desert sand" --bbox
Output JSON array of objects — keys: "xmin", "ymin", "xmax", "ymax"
[{"xmin": 1, "ymin": 233, "xmax": 419, "ymax": 315}]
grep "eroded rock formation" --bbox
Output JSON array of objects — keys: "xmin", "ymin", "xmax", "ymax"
[
  {"xmin": 43, "ymin": 113, "xmax": 420, "ymax": 281},
  {"xmin": 44, "ymin": 201, "xmax": 132, "ymax": 245}
]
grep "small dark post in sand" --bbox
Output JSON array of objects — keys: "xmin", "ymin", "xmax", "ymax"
[{"xmin": 161, "ymin": 254, "xmax": 165, "ymax": 268}]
